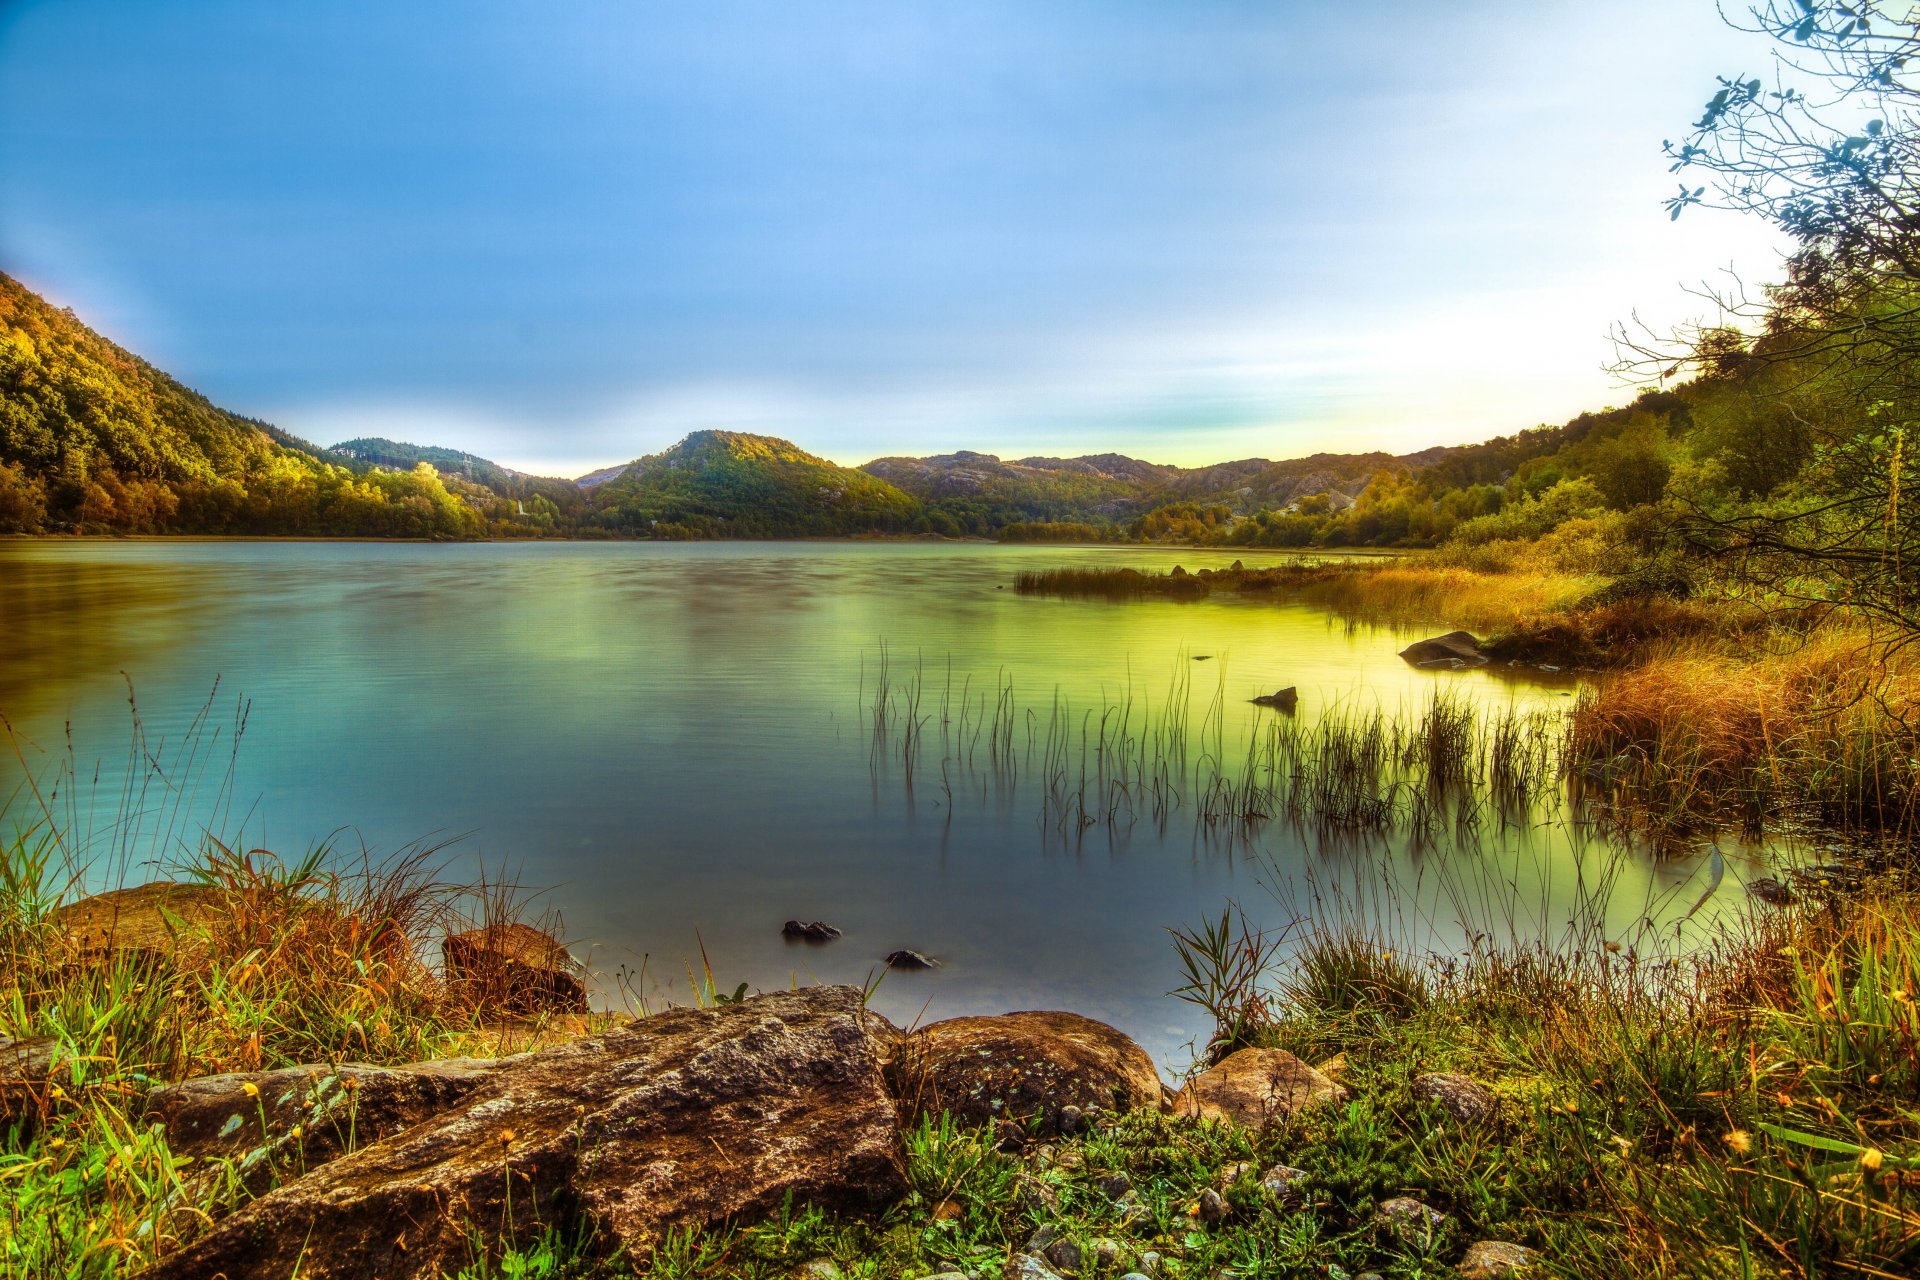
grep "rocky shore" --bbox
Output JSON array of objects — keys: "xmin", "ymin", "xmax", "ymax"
[{"xmin": 6, "ymin": 978, "xmax": 1539, "ymax": 1280}]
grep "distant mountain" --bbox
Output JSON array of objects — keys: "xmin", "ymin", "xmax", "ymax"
[
  {"xmin": 587, "ymin": 430, "xmax": 922, "ymax": 537},
  {"xmin": 858, "ymin": 446, "xmax": 1443, "ymax": 534},
  {"xmin": 329, "ymin": 437, "xmax": 527, "ymax": 489},
  {"xmin": 0, "ymin": 268, "xmax": 1645, "ymax": 546}
]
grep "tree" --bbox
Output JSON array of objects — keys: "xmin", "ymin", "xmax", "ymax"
[{"xmin": 1627, "ymin": 2, "xmax": 1920, "ymax": 644}]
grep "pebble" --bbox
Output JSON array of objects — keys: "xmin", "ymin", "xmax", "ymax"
[
  {"xmin": 1197, "ymin": 1187, "xmax": 1228, "ymax": 1225},
  {"xmin": 1004, "ymin": 1255, "xmax": 1067, "ymax": 1280},
  {"xmin": 1024, "ymin": 1224, "xmax": 1059, "ymax": 1253},
  {"xmin": 1458, "ymin": 1240, "xmax": 1540, "ymax": 1278},
  {"xmin": 1043, "ymin": 1239, "xmax": 1083, "ymax": 1275},
  {"xmin": 1087, "ymin": 1238, "xmax": 1125, "ymax": 1269},
  {"xmin": 1096, "ymin": 1171, "xmax": 1133, "ymax": 1200},
  {"xmin": 1137, "ymin": 1252, "xmax": 1161, "ymax": 1276}
]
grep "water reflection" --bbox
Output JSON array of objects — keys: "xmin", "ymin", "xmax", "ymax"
[{"xmin": 0, "ymin": 539, "xmax": 1763, "ymax": 1068}]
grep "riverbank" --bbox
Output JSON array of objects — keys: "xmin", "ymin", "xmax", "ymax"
[{"xmin": 8, "ymin": 836, "xmax": 1917, "ymax": 1279}]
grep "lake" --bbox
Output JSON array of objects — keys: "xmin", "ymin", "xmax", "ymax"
[{"xmin": 0, "ymin": 539, "xmax": 1744, "ymax": 1068}]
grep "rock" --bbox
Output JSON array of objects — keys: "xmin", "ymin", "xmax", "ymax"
[
  {"xmin": 1088, "ymin": 1238, "xmax": 1125, "ymax": 1269},
  {"xmin": 1170, "ymin": 565, "xmax": 1188, "ymax": 577},
  {"xmin": 1458, "ymin": 1240, "xmax": 1540, "ymax": 1278},
  {"xmin": 883, "ymin": 948, "xmax": 938, "ymax": 970},
  {"xmin": 144, "ymin": 1057, "xmax": 502, "ymax": 1183},
  {"xmin": 1025, "ymin": 1224, "xmax": 1060, "ymax": 1253},
  {"xmin": 1250, "ymin": 687, "xmax": 1298, "ymax": 711},
  {"xmin": 1371, "ymin": 1197, "xmax": 1449, "ymax": 1251},
  {"xmin": 1006, "ymin": 1255, "xmax": 1067, "ymax": 1280},
  {"xmin": 1057, "ymin": 1103, "xmax": 1086, "ymax": 1133},
  {"xmin": 796, "ymin": 1261, "xmax": 846, "ymax": 1280},
  {"xmin": 891, "ymin": 1010, "xmax": 1165, "ymax": 1136},
  {"xmin": 1044, "ymin": 1238, "xmax": 1084, "ymax": 1273},
  {"xmin": 1397, "ymin": 631, "xmax": 1488, "ymax": 669},
  {"xmin": 0, "ymin": 1035, "xmax": 64, "ymax": 1128},
  {"xmin": 1137, "ymin": 1252, "xmax": 1162, "ymax": 1276},
  {"xmin": 1411, "ymin": 1072, "xmax": 1497, "ymax": 1126},
  {"xmin": 442, "ymin": 921, "xmax": 588, "ymax": 1015},
  {"xmin": 1747, "ymin": 877, "xmax": 1796, "ymax": 906},
  {"xmin": 1258, "ymin": 1163, "xmax": 1309, "ymax": 1204},
  {"xmin": 1014, "ymin": 1172, "xmax": 1060, "ymax": 1214},
  {"xmin": 1197, "ymin": 1187, "xmax": 1227, "ymax": 1225},
  {"xmin": 783, "ymin": 920, "xmax": 843, "ymax": 942},
  {"xmin": 49, "ymin": 882, "xmax": 225, "ymax": 965},
  {"xmin": 1096, "ymin": 1170, "xmax": 1133, "ymax": 1200},
  {"xmin": 1217, "ymin": 1159, "xmax": 1254, "ymax": 1189},
  {"xmin": 148, "ymin": 986, "xmax": 904, "ymax": 1279},
  {"xmin": 1172, "ymin": 1048, "xmax": 1345, "ymax": 1129}
]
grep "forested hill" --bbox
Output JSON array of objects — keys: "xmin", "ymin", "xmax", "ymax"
[
  {"xmin": 0, "ymin": 271, "xmax": 483, "ymax": 536},
  {"xmin": 584, "ymin": 430, "xmax": 922, "ymax": 537}
]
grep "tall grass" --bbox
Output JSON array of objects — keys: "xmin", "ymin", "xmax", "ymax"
[
  {"xmin": 864, "ymin": 652, "xmax": 1564, "ymax": 846},
  {"xmin": 1570, "ymin": 632, "xmax": 1920, "ymax": 840}
]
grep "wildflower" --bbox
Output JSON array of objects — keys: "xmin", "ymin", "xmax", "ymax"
[
  {"xmin": 1778, "ymin": 946, "xmax": 1798, "ymax": 958},
  {"xmin": 499, "ymin": 1128, "xmax": 516, "ymax": 1148},
  {"xmin": 289, "ymin": 1125, "xmax": 304, "ymax": 1140},
  {"xmin": 1605, "ymin": 941, "xmax": 1621, "ymax": 953},
  {"xmin": 1726, "ymin": 1130, "xmax": 1753, "ymax": 1154},
  {"xmin": 1611, "ymin": 1135, "xmax": 1633, "ymax": 1155},
  {"xmin": 47, "ymin": 1137, "xmax": 65, "ymax": 1151},
  {"xmin": 242, "ymin": 1082, "xmax": 260, "ymax": 1099},
  {"xmin": 1861, "ymin": 1148, "xmax": 1885, "ymax": 1173},
  {"xmin": 48, "ymin": 1085, "xmax": 65, "ymax": 1101}
]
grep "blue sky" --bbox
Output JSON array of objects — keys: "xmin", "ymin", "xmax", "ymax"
[{"xmin": 0, "ymin": 1, "xmax": 1786, "ymax": 476}]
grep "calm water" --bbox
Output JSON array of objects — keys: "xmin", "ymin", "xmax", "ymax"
[{"xmin": 0, "ymin": 540, "xmax": 1744, "ymax": 1068}]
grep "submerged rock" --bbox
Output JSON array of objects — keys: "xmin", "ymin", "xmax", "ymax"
[
  {"xmin": 148, "ymin": 986, "xmax": 904, "ymax": 1280},
  {"xmin": 443, "ymin": 921, "xmax": 588, "ymax": 1014},
  {"xmin": 1172, "ymin": 1048, "xmax": 1345, "ymax": 1129},
  {"xmin": 783, "ymin": 920, "xmax": 844, "ymax": 942},
  {"xmin": 891, "ymin": 1010, "xmax": 1165, "ymax": 1136},
  {"xmin": 883, "ymin": 948, "xmax": 938, "ymax": 970},
  {"xmin": 1250, "ymin": 687, "xmax": 1298, "ymax": 711},
  {"xmin": 1397, "ymin": 631, "xmax": 1488, "ymax": 669}
]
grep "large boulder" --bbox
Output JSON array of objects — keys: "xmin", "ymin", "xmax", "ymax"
[
  {"xmin": 1397, "ymin": 631, "xmax": 1488, "ymax": 669},
  {"xmin": 147, "ymin": 986, "xmax": 904, "ymax": 1279},
  {"xmin": 892, "ymin": 1010, "xmax": 1164, "ymax": 1136},
  {"xmin": 443, "ymin": 921, "xmax": 588, "ymax": 1014},
  {"xmin": 1172, "ymin": 1047, "xmax": 1345, "ymax": 1129},
  {"xmin": 49, "ymin": 882, "xmax": 225, "ymax": 965}
]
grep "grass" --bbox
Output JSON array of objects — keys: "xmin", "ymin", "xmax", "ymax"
[{"xmin": 0, "ymin": 702, "xmax": 600, "ymax": 1278}]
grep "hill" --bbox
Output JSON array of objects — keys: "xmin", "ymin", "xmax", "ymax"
[
  {"xmin": 0, "ymin": 271, "xmax": 482, "ymax": 537},
  {"xmin": 586, "ymin": 430, "xmax": 924, "ymax": 538}
]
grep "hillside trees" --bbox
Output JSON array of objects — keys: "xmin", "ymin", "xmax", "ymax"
[{"xmin": 1651, "ymin": 1, "xmax": 1920, "ymax": 635}]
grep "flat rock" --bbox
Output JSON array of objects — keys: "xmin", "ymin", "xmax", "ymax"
[
  {"xmin": 443, "ymin": 921, "xmax": 588, "ymax": 1014},
  {"xmin": 891, "ymin": 1010, "xmax": 1165, "ymax": 1136},
  {"xmin": 1172, "ymin": 1048, "xmax": 1345, "ymax": 1129},
  {"xmin": 147, "ymin": 986, "xmax": 904, "ymax": 1279},
  {"xmin": 1250, "ymin": 687, "xmax": 1298, "ymax": 711},
  {"xmin": 1411, "ymin": 1072, "xmax": 1497, "ymax": 1126},
  {"xmin": 145, "ymin": 1057, "xmax": 504, "ymax": 1184},
  {"xmin": 49, "ymin": 882, "xmax": 225, "ymax": 964},
  {"xmin": 1397, "ymin": 631, "xmax": 1488, "ymax": 669},
  {"xmin": 1458, "ymin": 1240, "xmax": 1540, "ymax": 1278}
]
